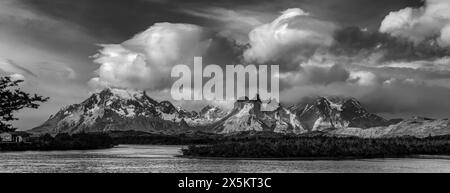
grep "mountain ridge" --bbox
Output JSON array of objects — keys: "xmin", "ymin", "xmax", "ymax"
[{"xmin": 30, "ymin": 88, "xmax": 450, "ymax": 138}]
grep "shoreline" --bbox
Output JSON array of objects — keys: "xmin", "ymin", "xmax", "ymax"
[
  {"xmin": 2, "ymin": 144, "xmax": 450, "ymax": 161},
  {"xmin": 178, "ymin": 154, "xmax": 450, "ymax": 161},
  {"xmin": 0, "ymin": 144, "xmax": 117, "ymax": 152}
]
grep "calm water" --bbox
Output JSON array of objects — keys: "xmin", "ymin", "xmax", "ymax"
[{"xmin": 1, "ymin": 145, "xmax": 450, "ymax": 173}]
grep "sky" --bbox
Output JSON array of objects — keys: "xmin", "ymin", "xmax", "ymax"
[{"xmin": 1, "ymin": 0, "xmax": 450, "ymax": 130}]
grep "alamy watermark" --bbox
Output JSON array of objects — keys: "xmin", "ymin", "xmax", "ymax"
[{"xmin": 171, "ymin": 57, "xmax": 279, "ymax": 102}]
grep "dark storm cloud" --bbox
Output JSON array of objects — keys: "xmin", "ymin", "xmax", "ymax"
[
  {"xmin": 0, "ymin": 1, "xmax": 96, "ymax": 59},
  {"xmin": 16, "ymin": 0, "xmax": 431, "ymax": 65},
  {"xmin": 293, "ymin": 0, "xmax": 423, "ymax": 29},
  {"xmin": 180, "ymin": 0, "xmax": 423, "ymax": 30},
  {"xmin": 18, "ymin": 0, "xmax": 211, "ymax": 42},
  {"xmin": 202, "ymin": 36, "xmax": 246, "ymax": 66},
  {"xmin": 19, "ymin": 0, "xmax": 424, "ymax": 41},
  {"xmin": 280, "ymin": 78, "xmax": 450, "ymax": 119},
  {"xmin": 359, "ymin": 82, "xmax": 450, "ymax": 118},
  {"xmin": 331, "ymin": 27, "xmax": 450, "ymax": 62},
  {"xmin": 279, "ymin": 64, "xmax": 351, "ymax": 88},
  {"xmin": 303, "ymin": 64, "xmax": 350, "ymax": 85}
]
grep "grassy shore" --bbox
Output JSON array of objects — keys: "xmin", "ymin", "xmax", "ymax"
[{"xmin": 181, "ymin": 134, "xmax": 450, "ymax": 159}]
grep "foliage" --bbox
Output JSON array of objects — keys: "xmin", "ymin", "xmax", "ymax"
[
  {"xmin": 0, "ymin": 132, "xmax": 115, "ymax": 151},
  {"xmin": 0, "ymin": 76, "xmax": 48, "ymax": 132},
  {"xmin": 182, "ymin": 134, "xmax": 450, "ymax": 158}
]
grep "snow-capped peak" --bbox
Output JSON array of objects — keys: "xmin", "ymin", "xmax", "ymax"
[
  {"xmin": 108, "ymin": 88, "xmax": 144, "ymax": 100},
  {"xmin": 31, "ymin": 88, "xmax": 187, "ymax": 134}
]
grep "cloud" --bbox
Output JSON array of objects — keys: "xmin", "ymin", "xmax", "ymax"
[
  {"xmin": 358, "ymin": 57, "xmax": 450, "ymax": 84},
  {"xmin": 35, "ymin": 61, "xmax": 77, "ymax": 80},
  {"xmin": 360, "ymin": 80, "xmax": 450, "ymax": 117},
  {"xmin": 243, "ymin": 8, "xmax": 336, "ymax": 68},
  {"xmin": 182, "ymin": 7, "xmax": 266, "ymax": 44},
  {"xmin": 4, "ymin": 0, "xmax": 450, "ymax": 127},
  {"xmin": 0, "ymin": 58, "xmax": 36, "ymax": 77},
  {"xmin": 91, "ymin": 22, "xmax": 212, "ymax": 90},
  {"xmin": 331, "ymin": 27, "xmax": 450, "ymax": 63},
  {"xmin": 0, "ymin": 58, "xmax": 77, "ymax": 83},
  {"xmin": 9, "ymin": 73, "xmax": 25, "ymax": 81},
  {"xmin": 377, "ymin": 57, "xmax": 450, "ymax": 71},
  {"xmin": 0, "ymin": 57, "xmax": 88, "ymax": 130},
  {"xmin": 276, "ymin": 49, "xmax": 450, "ymax": 119},
  {"xmin": 347, "ymin": 71, "xmax": 377, "ymax": 86},
  {"xmin": 238, "ymin": 9, "xmax": 450, "ymax": 118},
  {"xmin": 0, "ymin": 0, "xmax": 92, "ymax": 129},
  {"xmin": 280, "ymin": 75, "xmax": 450, "ymax": 119},
  {"xmin": 439, "ymin": 24, "xmax": 450, "ymax": 47},
  {"xmin": 278, "ymin": 56, "xmax": 350, "ymax": 88},
  {"xmin": 379, "ymin": 0, "xmax": 450, "ymax": 47}
]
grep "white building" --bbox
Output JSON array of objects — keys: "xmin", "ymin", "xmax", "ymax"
[
  {"xmin": 0, "ymin": 132, "xmax": 26, "ymax": 143},
  {"xmin": 0, "ymin": 132, "xmax": 13, "ymax": 142}
]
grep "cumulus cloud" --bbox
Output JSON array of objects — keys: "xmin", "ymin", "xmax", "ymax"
[
  {"xmin": 243, "ymin": 8, "xmax": 336, "ymax": 68},
  {"xmin": 347, "ymin": 71, "xmax": 377, "ymax": 86},
  {"xmin": 91, "ymin": 23, "xmax": 212, "ymax": 90},
  {"xmin": 379, "ymin": 0, "xmax": 450, "ymax": 47},
  {"xmin": 247, "ymin": 11, "xmax": 450, "ymax": 116}
]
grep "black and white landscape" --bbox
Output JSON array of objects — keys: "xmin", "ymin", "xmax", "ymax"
[{"xmin": 2, "ymin": 0, "xmax": 450, "ymax": 173}]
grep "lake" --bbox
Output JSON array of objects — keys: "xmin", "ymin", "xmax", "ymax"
[{"xmin": 1, "ymin": 145, "xmax": 450, "ymax": 173}]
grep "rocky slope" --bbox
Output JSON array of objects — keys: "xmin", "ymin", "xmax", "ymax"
[
  {"xmin": 330, "ymin": 117, "xmax": 450, "ymax": 138},
  {"xmin": 30, "ymin": 88, "xmax": 216, "ymax": 135},
  {"xmin": 290, "ymin": 96, "xmax": 400, "ymax": 131},
  {"xmin": 212, "ymin": 96, "xmax": 305, "ymax": 134}
]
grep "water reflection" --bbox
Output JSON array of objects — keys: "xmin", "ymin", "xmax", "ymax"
[{"xmin": 1, "ymin": 145, "xmax": 450, "ymax": 173}]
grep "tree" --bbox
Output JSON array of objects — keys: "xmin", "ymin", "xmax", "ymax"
[{"xmin": 0, "ymin": 76, "xmax": 48, "ymax": 132}]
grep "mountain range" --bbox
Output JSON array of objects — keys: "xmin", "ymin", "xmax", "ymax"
[{"xmin": 30, "ymin": 88, "xmax": 450, "ymax": 138}]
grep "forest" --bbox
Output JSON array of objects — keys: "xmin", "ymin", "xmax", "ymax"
[
  {"xmin": 181, "ymin": 133, "xmax": 450, "ymax": 158},
  {"xmin": 0, "ymin": 132, "xmax": 115, "ymax": 151}
]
